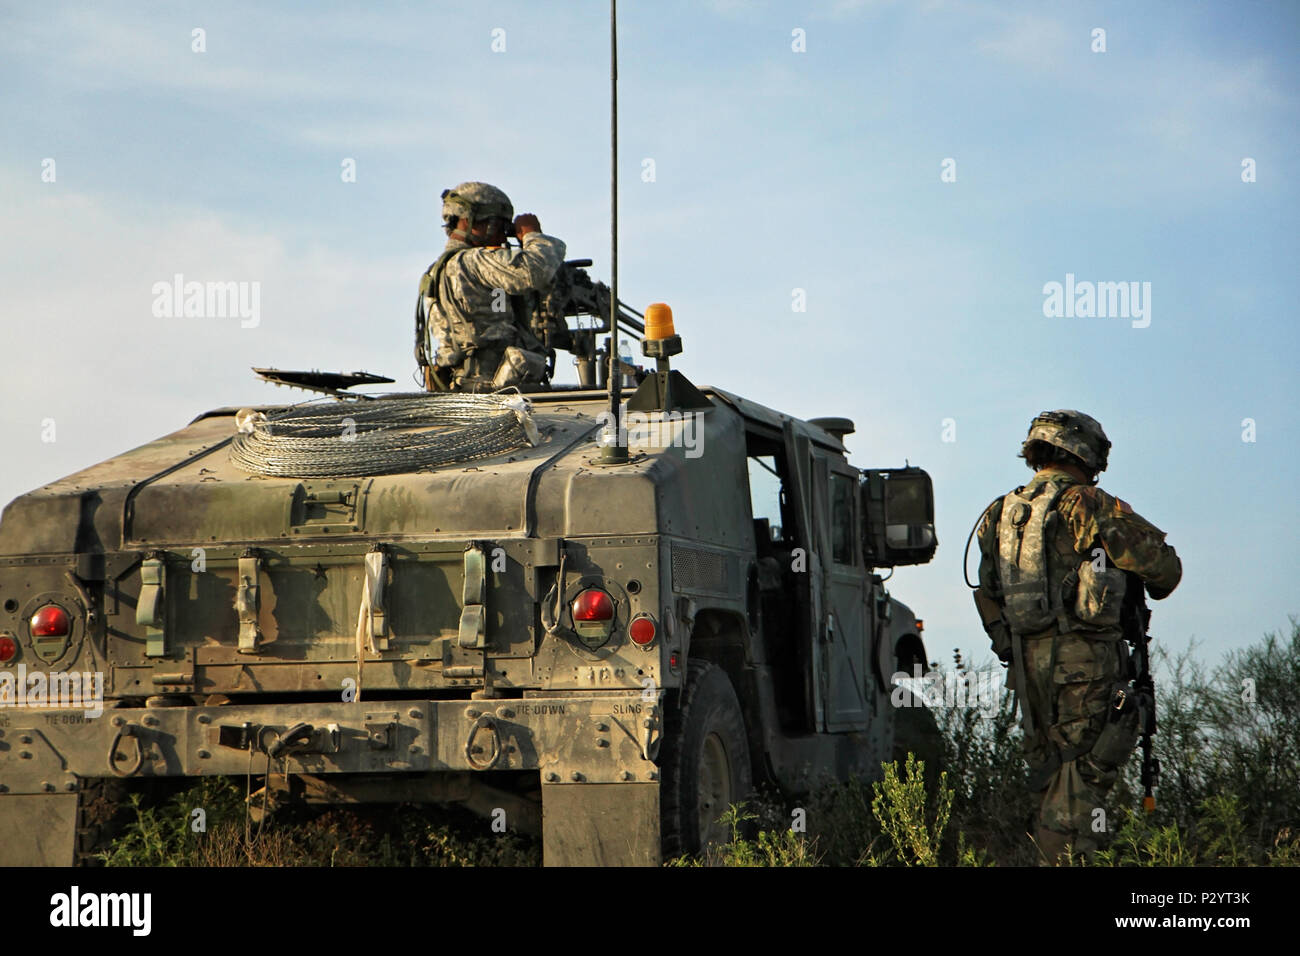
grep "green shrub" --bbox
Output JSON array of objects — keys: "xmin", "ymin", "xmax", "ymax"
[{"xmin": 866, "ymin": 754, "xmax": 953, "ymax": 867}]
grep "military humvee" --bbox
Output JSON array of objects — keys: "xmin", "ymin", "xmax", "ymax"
[{"xmin": 0, "ymin": 274, "xmax": 937, "ymax": 867}]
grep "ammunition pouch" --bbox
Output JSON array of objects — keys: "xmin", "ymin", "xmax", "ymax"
[
  {"xmin": 1073, "ymin": 559, "xmax": 1127, "ymax": 628},
  {"xmin": 1090, "ymin": 681, "xmax": 1145, "ymax": 771},
  {"xmin": 492, "ymin": 346, "xmax": 548, "ymax": 388}
]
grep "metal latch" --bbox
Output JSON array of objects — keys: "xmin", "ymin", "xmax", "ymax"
[
  {"xmin": 136, "ymin": 554, "xmax": 167, "ymax": 658},
  {"xmin": 217, "ymin": 722, "xmax": 258, "ymax": 751},
  {"xmin": 235, "ymin": 551, "xmax": 262, "ymax": 654},
  {"xmin": 217, "ymin": 721, "xmax": 341, "ymax": 755},
  {"xmin": 458, "ymin": 543, "xmax": 487, "ymax": 649},
  {"xmin": 289, "ymin": 481, "xmax": 363, "ymax": 535}
]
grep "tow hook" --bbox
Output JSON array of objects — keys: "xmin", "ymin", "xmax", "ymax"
[
  {"xmin": 267, "ymin": 722, "xmax": 316, "ymax": 758},
  {"xmin": 465, "ymin": 714, "xmax": 502, "ymax": 770},
  {"xmin": 640, "ymin": 705, "xmax": 662, "ymax": 761}
]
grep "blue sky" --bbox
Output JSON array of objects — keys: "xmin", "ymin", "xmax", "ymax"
[{"xmin": 1, "ymin": 0, "xmax": 1296, "ymax": 670}]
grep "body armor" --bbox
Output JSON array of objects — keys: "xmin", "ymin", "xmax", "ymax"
[{"xmin": 995, "ymin": 474, "xmax": 1126, "ymax": 637}]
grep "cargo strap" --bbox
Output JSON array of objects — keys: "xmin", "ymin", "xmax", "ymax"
[
  {"xmin": 235, "ymin": 553, "xmax": 262, "ymax": 654},
  {"xmin": 353, "ymin": 547, "xmax": 391, "ymax": 703},
  {"xmin": 458, "ymin": 544, "xmax": 487, "ymax": 649},
  {"xmin": 355, "ymin": 548, "xmax": 390, "ymax": 654},
  {"xmin": 136, "ymin": 555, "xmax": 167, "ymax": 658}
]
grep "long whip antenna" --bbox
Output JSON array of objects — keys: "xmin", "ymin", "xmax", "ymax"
[{"xmin": 600, "ymin": 0, "xmax": 629, "ymax": 462}]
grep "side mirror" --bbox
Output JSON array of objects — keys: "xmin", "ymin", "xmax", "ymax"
[{"xmin": 862, "ymin": 467, "xmax": 937, "ymax": 568}]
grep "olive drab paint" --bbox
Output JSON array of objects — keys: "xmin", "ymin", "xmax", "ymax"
[{"xmin": 0, "ymin": 374, "xmax": 938, "ymax": 866}]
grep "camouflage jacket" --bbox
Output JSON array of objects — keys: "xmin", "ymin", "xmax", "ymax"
[
  {"xmin": 976, "ymin": 467, "xmax": 1181, "ymax": 634},
  {"xmin": 422, "ymin": 233, "xmax": 566, "ymax": 366}
]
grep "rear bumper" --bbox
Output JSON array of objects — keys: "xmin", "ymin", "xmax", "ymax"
[{"xmin": 0, "ymin": 693, "xmax": 662, "ymax": 795}]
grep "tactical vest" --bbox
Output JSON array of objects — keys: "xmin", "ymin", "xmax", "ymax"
[
  {"xmin": 420, "ymin": 248, "xmax": 542, "ymax": 356},
  {"xmin": 995, "ymin": 474, "xmax": 1126, "ymax": 637}
]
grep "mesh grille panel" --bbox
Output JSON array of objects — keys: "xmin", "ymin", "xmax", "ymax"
[{"xmin": 671, "ymin": 547, "xmax": 728, "ymax": 594}]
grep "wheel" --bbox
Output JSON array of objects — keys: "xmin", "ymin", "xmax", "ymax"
[
  {"xmin": 660, "ymin": 660, "xmax": 753, "ymax": 858},
  {"xmin": 75, "ymin": 778, "xmax": 132, "ymax": 866}
]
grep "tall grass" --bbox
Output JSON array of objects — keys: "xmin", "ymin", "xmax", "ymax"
[{"xmin": 101, "ymin": 619, "xmax": 1300, "ymax": 866}]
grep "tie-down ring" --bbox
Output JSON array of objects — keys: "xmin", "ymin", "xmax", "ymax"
[{"xmin": 465, "ymin": 714, "xmax": 502, "ymax": 771}]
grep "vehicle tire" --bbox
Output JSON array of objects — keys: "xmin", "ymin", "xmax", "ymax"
[
  {"xmin": 75, "ymin": 778, "xmax": 132, "ymax": 866},
  {"xmin": 659, "ymin": 660, "xmax": 753, "ymax": 859}
]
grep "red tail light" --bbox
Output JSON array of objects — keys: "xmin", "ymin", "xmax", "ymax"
[
  {"xmin": 572, "ymin": 589, "xmax": 614, "ymax": 622},
  {"xmin": 628, "ymin": 615, "xmax": 656, "ymax": 647},
  {"xmin": 30, "ymin": 604, "xmax": 71, "ymax": 638},
  {"xmin": 0, "ymin": 635, "xmax": 16, "ymax": 662}
]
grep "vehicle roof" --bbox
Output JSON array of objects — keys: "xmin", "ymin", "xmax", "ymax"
[{"xmin": 191, "ymin": 385, "xmax": 848, "ymax": 454}]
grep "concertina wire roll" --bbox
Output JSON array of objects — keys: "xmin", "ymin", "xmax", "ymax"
[{"xmin": 228, "ymin": 392, "xmax": 540, "ymax": 479}]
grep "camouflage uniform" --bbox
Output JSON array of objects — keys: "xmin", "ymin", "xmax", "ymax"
[
  {"xmin": 974, "ymin": 416, "xmax": 1180, "ymax": 863},
  {"xmin": 420, "ymin": 182, "xmax": 566, "ymax": 392}
]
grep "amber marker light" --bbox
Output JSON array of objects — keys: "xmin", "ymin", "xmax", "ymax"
[{"xmin": 642, "ymin": 302, "xmax": 675, "ymax": 341}]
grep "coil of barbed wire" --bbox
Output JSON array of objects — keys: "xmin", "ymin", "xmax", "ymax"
[{"xmin": 229, "ymin": 392, "xmax": 537, "ymax": 478}]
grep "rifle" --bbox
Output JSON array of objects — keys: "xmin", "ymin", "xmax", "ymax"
[{"xmin": 1123, "ymin": 571, "xmax": 1158, "ymax": 812}]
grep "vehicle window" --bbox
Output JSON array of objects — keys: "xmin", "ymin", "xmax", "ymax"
[
  {"xmin": 831, "ymin": 472, "xmax": 855, "ymax": 565},
  {"xmin": 748, "ymin": 455, "xmax": 785, "ymax": 543}
]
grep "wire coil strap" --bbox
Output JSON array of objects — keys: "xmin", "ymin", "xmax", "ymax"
[{"xmin": 229, "ymin": 393, "xmax": 539, "ymax": 478}]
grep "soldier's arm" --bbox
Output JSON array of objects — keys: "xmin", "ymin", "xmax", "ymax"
[
  {"xmin": 463, "ymin": 233, "xmax": 567, "ymax": 294},
  {"xmin": 1062, "ymin": 486, "xmax": 1182, "ymax": 598}
]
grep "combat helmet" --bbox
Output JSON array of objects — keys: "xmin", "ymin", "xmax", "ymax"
[
  {"xmin": 441, "ymin": 181, "xmax": 514, "ymax": 234},
  {"xmin": 1020, "ymin": 409, "xmax": 1111, "ymax": 474}
]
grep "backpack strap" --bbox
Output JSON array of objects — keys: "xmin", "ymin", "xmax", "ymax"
[
  {"xmin": 1041, "ymin": 482, "xmax": 1073, "ymax": 634},
  {"xmin": 993, "ymin": 488, "xmax": 1037, "ymax": 737},
  {"xmin": 415, "ymin": 249, "xmax": 467, "ymax": 387},
  {"xmin": 420, "ymin": 247, "xmax": 463, "ymax": 304}
]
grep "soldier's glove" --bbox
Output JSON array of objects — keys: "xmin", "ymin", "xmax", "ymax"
[{"xmin": 513, "ymin": 213, "xmax": 541, "ymax": 238}]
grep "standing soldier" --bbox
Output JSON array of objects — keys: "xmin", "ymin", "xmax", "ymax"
[
  {"xmin": 416, "ymin": 181, "xmax": 566, "ymax": 392},
  {"xmin": 971, "ymin": 410, "xmax": 1181, "ymax": 863}
]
